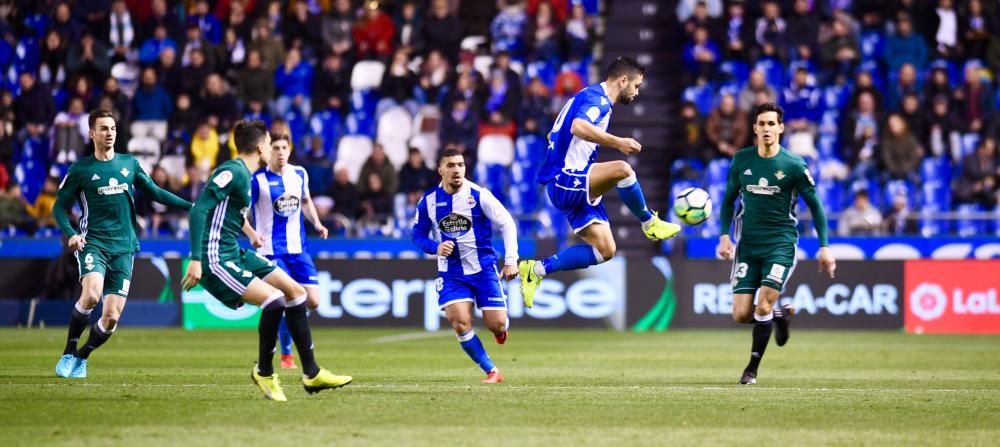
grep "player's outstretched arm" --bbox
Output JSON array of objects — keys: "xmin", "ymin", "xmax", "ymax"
[
  {"xmin": 133, "ymin": 160, "xmax": 194, "ymax": 210},
  {"xmin": 411, "ymin": 197, "xmax": 440, "ymax": 255},
  {"xmin": 717, "ymin": 162, "xmax": 741, "ymax": 260},
  {"xmin": 480, "ymin": 190, "xmax": 519, "ymax": 280},
  {"xmin": 570, "ymin": 118, "xmax": 641, "ymax": 155}
]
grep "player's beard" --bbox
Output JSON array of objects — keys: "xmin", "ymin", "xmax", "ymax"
[{"xmin": 618, "ymin": 92, "xmax": 635, "ymax": 105}]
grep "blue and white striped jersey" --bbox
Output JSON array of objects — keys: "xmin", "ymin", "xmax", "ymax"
[
  {"xmin": 412, "ymin": 181, "xmax": 518, "ymax": 276},
  {"xmin": 537, "ymin": 82, "xmax": 614, "ymax": 184},
  {"xmin": 250, "ymin": 164, "xmax": 310, "ymax": 256}
]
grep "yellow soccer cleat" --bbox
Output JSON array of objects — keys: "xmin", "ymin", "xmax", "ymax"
[
  {"xmin": 519, "ymin": 259, "xmax": 542, "ymax": 308},
  {"xmin": 302, "ymin": 368, "xmax": 353, "ymax": 394},
  {"xmin": 251, "ymin": 366, "xmax": 287, "ymax": 401},
  {"xmin": 642, "ymin": 212, "xmax": 682, "ymax": 241}
]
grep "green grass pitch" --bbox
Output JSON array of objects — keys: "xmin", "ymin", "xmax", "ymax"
[{"xmin": 2, "ymin": 328, "xmax": 998, "ymax": 446}]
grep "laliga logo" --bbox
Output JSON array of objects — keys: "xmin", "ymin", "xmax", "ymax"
[{"xmin": 909, "ymin": 283, "xmax": 948, "ymax": 322}]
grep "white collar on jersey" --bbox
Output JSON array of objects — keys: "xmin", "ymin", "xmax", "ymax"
[{"xmin": 599, "ymin": 81, "xmax": 610, "ymax": 99}]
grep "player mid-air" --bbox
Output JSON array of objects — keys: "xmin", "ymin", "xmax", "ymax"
[
  {"xmin": 717, "ymin": 103, "xmax": 836, "ymax": 385},
  {"xmin": 412, "ymin": 148, "xmax": 518, "ymax": 384},
  {"xmin": 248, "ymin": 133, "xmax": 329, "ymax": 370},
  {"xmin": 54, "ymin": 109, "xmax": 193, "ymax": 378},
  {"xmin": 182, "ymin": 120, "xmax": 351, "ymax": 401},
  {"xmin": 518, "ymin": 56, "xmax": 680, "ymax": 306}
]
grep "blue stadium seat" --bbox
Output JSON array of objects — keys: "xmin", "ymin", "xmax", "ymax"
[
  {"xmin": 754, "ymin": 56, "xmax": 785, "ymax": 91},
  {"xmin": 717, "ymin": 60, "xmax": 749, "ymax": 87},
  {"xmin": 884, "ymin": 179, "xmax": 916, "ymax": 209},
  {"xmin": 671, "ymin": 158, "xmax": 705, "ymax": 181},
  {"xmin": 817, "ymin": 178, "xmax": 843, "ymax": 213},
  {"xmin": 860, "ymin": 30, "xmax": 885, "ymax": 64},
  {"xmin": 682, "ymin": 82, "xmax": 715, "ymax": 116},
  {"xmin": 955, "ymin": 203, "xmax": 986, "ymax": 237}
]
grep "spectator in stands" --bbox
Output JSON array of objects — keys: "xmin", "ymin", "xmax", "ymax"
[
  {"xmin": 180, "ymin": 24, "xmax": 218, "ymax": 71},
  {"xmin": 178, "ymin": 48, "xmax": 212, "ymax": 98},
  {"xmin": 682, "ymin": 1, "xmax": 715, "ymax": 40},
  {"xmin": 953, "ymin": 63, "xmax": 994, "ymax": 135},
  {"xmin": 66, "ymin": 32, "xmax": 110, "ymax": 86},
  {"xmin": 683, "ymin": 26, "xmax": 720, "ymax": 81},
  {"xmin": 358, "ymin": 143, "xmax": 398, "ymax": 196},
  {"xmin": 395, "ymin": 1, "xmax": 426, "ymax": 54},
  {"xmin": 880, "ymin": 113, "xmax": 924, "ymax": 182},
  {"xmin": 274, "ymin": 47, "xmax": 314, "ymax": 118},
  {"xmin": 359, "ymin": 171, "xmax": 394, "ymax": 226},
  {"xmin": 884, "ymin": 13, "xmax": 928, "ymax": 73},
  {"xmin": 220, "ymin": 27, "xmax": 248, "ymax": 76},
  {"xmin": 565, "ymin": 3, "xmax": 592, "ymax": 61},
  {"xmin": 926, "ymin": 94, "xmax": 963, "ymax": 161},
  {"xmin": 482, "ymin": 69, "xmax": 518, "ymax": 125},
  {"xmin": 755, "ymin": 1, "xmax": 788, "ymax": 63},
  {"xmin": 955, "ymin": 137, "xmax": 999, "ymax": 208},
  {"xmin": 301, "ymin": 138, "xmax": 333, "ymax": 194},
  {"xmin": 96, "ymin": 77, "xmax": 132, "ymax": 127},
  {"xmin": 322, "ymin": 0, "xmax": 356, "ymax": 57},
  {"xmin": 225, "ymin": 0, "xmax": 253, "ymax": 42},
  {"xmin": 492, "ymin": 0, "xmax": 528, "ymax": 58},
  {"xmin": 132, "ymin": 67, "xmax": 172, "ymax": 139},
  {"xmin": 248, "ymin": 17, "xmax": 286, "ymax": 71},
  {"xmin": 200, "ymin": 74, "xmax": 239, "ymax": 132},
  {"xmin": 15, "ymin": 72, "xmax": 55, "ymax": 135},
  {"xmin": 51, "ymin": 97, "xmax": 88, "ymax": 162},
  {"xmin": 781, "ymin": 66, "xmax": 821, "ymax": 150},
  {"xmin": 190, "ymin": 120, "xmax": 221, "ymax": 173},
  {"xmin": 168, "ymin": 93, "xmax": 199, "ymax": 143},
  {"xmin": 441, "ymin": 96, "xmax": 478, "ymax": 158},
  {"xmin": 0, "ymin": 184, "xmax": 28, "ymax": 232},
  {"xmin": 526, "ymin": 0, "xmax": 563, "ymax": 63},
  {"xmin": 738, "ymin": 69, "xmax": 775, "ymax": 112},
  {"xmin": 837, "ymin": 190, "xmax": 883, "ymax": 236},
  {"xmin": 285, "ymin": 0, "xmax": 322, "ymax": 58},
  {"xmin": 899, "ymin": 94, "xmax": 926, "ymax": 144},
  {"xmin": 40, "ymin": 30, "xmax": 68, "ymax": 89},
  {"xmin": 414, "ymin": 50, "xmax": 452, "ymax": 106},
  {"xmin": 380, "ymin": 48, "xmax": 418, "ymax": 111},
  {"xmin": 312, "ymin": 52, "xmax": 351, "ymax": 114},
  {"xmin": 189, "ymin": 0, "xmax": 223, "ymax": 45},
  {"xmin": 521, "ymin": 76, "xmax": 552, "ymax": 130},
  {"xmin": 179, "ymin": 165, "xmax": 206, "ymax": 203},
  {"xmin": 842, "ymin": 91, "xmax": 881, "ymax": 178},
  {"xmin": 883, "ymin": 191, "xmax": 919, "ymax": 235},
  {"xmin": 821, "ymin": 16, "xmax": 860, "ymax": 83},
  {"xmin": 51, "ymin": 2, "xmax": 83, "ymax": 43},
  {"xmin": 962, "ymin": 0, "xmax": 992, "ymax": 62},
  {"xmin": 887, "ymin": 63, "xmax": 920, "ymax": 112},
  {"xmin": 136, "ymin": 165, "xmax": 182, "ymax": 237},
  {"xmin": 676, "ymin": 0, "xmax": 722, "ymax": 22},
  {"xmin": 139, "ymin": 24, "xmax": 178, "ymax": 65},
  {"xmin": 353, "ymin": 1, "xmax": 396, "ymax": 61},
  {"xmin": 149, "ymin": 46, "xmax": 178, "ymax": 94},
  {"xmin": 721, "ymin": 0, "xmax": 753, "ymax": 62},
  {"xmin": 424, "ymin": 0, "xmax": 463, "ymax": 64},
  {"xmin": 327, "ymin": 163, "xmax": 360, "ymax": 221},
  {"xmin": 237, "ymin": 49, "xmax": 275, "ymax": 108},
  {"xmin": 108, "ymin": 0, "xmax": 136, "ymax": 64},
  {"xmin": 847, "ymin": 70, "xmax": 883, "ymax": 114},
  {"xmin": 787, "ymin": 0, "xmax": 819, "ymax": 52},
  {"xmin": 398, "ymin": 147, "xmax": 436, "ymax": 203},
  {"xmin": 923, "ymin": 64, "xmax": 952, "ymax": 102},
  {"xmin": 705, "ymin": 93, "xmax": 748, "ymax": 157},
  {"xmin": 20, "ymin": 176, "xmax": 59, "ymax": 231},
  {"xmin": 933, "ymin": 0, "xmax": 959, "ymax": 60},
  {"xmin": 677, "ymin": 100, "xmax": 711, "ymax": 163}
]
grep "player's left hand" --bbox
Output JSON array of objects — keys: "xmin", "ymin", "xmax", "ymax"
[
  {"xmin": 500, "ymin": 264, "xmax": 518, "ymax": 280},
  {"xmin": 818, "ymin": 247, "xmax": 836, "ymax": 279},
  {"xmin": 250, "ymin": 232, "xmax": 265, "ymax": 249},
  {"xmin": 182, "ymin": 260, "xmax": 202, "ymax": 291},
  {"xmin": 316, "ymin": 224, "xmax": 329, "ymax": 239}
]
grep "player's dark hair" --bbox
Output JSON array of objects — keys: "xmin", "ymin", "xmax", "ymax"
[
  {"xmin": 439, "ymin": 148, "xmax": 464, "ymax": 165},
  {"xmin": 753, "ymin": 102, "xmax": 784, "ymax": 124},
  {"xmin": 88, "ymin": 109, "xmax": 115, "ymax": 130},
  {"xmin": 233, "ymin": 119, "xmax": 269, "ymax": 154},
  {"xmin": 606, "ymin": 56, "xmax": 645, "ymax": 81},
  {"xmin": 271, "ymin": 133, "xmax": 291, "ymax": 144}
]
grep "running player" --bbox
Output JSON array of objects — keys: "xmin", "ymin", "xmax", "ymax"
[
  {"xmin": 518, "ymin": 57, "xmax": 680, "ymax": 307},
  {"xmin": 182, "ymin": 120, "xmax": 350, "ymax": 401},
  {"xmin": 53, "ymin": 109, "xmax": 193, "ymax": 378},
  {"xmin": 717, "ymin": 102, "xmax": 837, "ymax": 385},
  {"xmin": 249, "ymin": 133, "xmax": 329, "ymax": 370},
  {"xmin": 412, "ymin": 148, "xmax": 518, "ymax": 384}
]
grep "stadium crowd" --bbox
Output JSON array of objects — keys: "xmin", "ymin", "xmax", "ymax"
[
  {"xmin": 677, "ymin": 0, "xmax": 1000, "ymax": 237},
  {"xmin": 0, "ymin": 0, "xmax": 598, "ymax": 238}
]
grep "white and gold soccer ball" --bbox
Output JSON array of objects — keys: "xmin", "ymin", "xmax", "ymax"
[{"xmin": 672, "ymin": 187, "xmax": 713, "ymax": 225}]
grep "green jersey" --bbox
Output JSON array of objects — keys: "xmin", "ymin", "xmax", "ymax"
[
  {"xmin": 54, "ymin": 152, "xmax": 193, "ymax": 254},
  {"xmin": 189, "ymin": 159, "xmax": 254, "ymax": 262},
  {"xmin": 720, "ymin": 146, "xmax": 829, "ymax": 246}
]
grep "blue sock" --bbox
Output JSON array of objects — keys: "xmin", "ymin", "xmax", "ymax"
[
  {"xmin": 278, "ymin": 316, "xmax": 293, "ymax": 356},
  {"xmin": 458, "ymin": 330, "xmax": 495, "ymax": 373},
  {"xmin": 617, "ymin": 174, "xmax": 654, "ymax": 222},
  {"xmin": 541, "ymin": 244, "xmax": 601, "ymax": 274}
]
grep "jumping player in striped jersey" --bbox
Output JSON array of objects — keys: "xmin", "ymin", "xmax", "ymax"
[
  {"xmin": 518, "ymin": 57, "xmax": 681, "ymax": 307},
  {"xmin": 182, "ymin": 120, "xmax": 351, "ymax": 401},
  {"xmin": 412, "ymin": 148, "xmax": 518, "ymax": 384},
  {"xmin": 248, "ymin": 133, "xmax": 329, "ymax": 370}
]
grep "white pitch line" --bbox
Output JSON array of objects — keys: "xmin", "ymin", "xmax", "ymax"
[{"xmin": 369, "ymin": 331, "xmax": 453, "ymax": 344}]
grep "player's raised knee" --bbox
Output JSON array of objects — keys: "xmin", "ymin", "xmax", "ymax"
[
  {"xmin": 732, "ymin": 311, "xmax": 753, "ymax": 324},
  {"xmin": 80, "ymin": 289, "xmax": 101, "ymax": 308},
  {"xmin": 612, "ymin": 160, "xmax": 634, "ymax": 180},
  {"xmin": 595, "ymin": 241, "xmax": 616, "ymax": 262}
]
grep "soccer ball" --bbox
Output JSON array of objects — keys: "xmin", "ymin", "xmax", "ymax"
[{"xmin": 673, "ymin": 187, "xmax": 713, "ymax": 225}]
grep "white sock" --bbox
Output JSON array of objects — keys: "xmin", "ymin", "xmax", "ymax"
[
  {"xmin": 532, "ymin": 261, "xmax": 546, "ymax": 278},
  {"xmin": 74, "ymin": 302, "xmax": 93, "ymax": 315},
  {"xmin": 640, "ymin": 215, "xmax": 655, "ymax": 230}
]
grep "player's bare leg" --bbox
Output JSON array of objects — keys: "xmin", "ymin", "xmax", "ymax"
[
  {"xmin": 446, "ymin": 302, "xmax": 501, "ymax": 383},
  {"xmin": 589, "ymin": 161, "xmax": 679, "ymax": 241},
  {"xmin": 483, "ymin": 309, "xmax": 509, "ymax": 345},
  {"xmin": 57, "ymin": 273, "xmax": 103, "ymax": 378}
]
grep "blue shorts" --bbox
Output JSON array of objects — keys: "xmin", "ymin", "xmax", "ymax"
[
  {"xmin": 546, "ymin": 165, "xmax": 608, "ymax": 233},
  {"xmin": 267, "ymin": 252, "xmax": 319, "ymax": 286},
  {"xmin": 437, "ymin": 268, "xmax": 507, "ymax": 311}
]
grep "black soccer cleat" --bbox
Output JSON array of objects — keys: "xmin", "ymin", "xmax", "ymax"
[
  {"xmin": 774, "ymin": 305, "xmax": 795, "ymax": 347},
  {"xmin": 739, "ymin": 369, "xmax": 757, "ymax": 385}
]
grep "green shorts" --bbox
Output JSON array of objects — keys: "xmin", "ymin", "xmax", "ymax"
[
  {"xmin": 76, "ymin": 245, "xmax": 133, "ymax": 298},
  {"xmin": 199, "ymin": 248, "xmax": 277, "ymax": 309},
  {"xmin": 731, "ymin": 241, "xmax": 797, "ymax": 294}
]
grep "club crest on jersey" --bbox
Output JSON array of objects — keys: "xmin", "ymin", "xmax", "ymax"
[
  {"xmin": 120, "ymin": 168, "xmax": 129, "ymax": 177},
  {"xmin": 467, "ymin": 196, "xmax": 476, "ymax": 208},
  {"xmin": 746, "ymin": 177, "xmax": 781, "ymax": 195},
  {"xmin": 438, "ymin": 213, "xmax": 472, "ymax": 237},
  {"xmin": 97, "ymin": 177, "xmax": 129, "ymax": 195},
  {"xmin": 775, "ymin": 170, "xmax": 785, "ymax": 180},
  {"xmin": 274, "ymin": 194, "xmax": 301, "ymax": 217}
]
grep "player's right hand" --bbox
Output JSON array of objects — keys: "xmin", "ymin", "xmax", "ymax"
[
  {"xmin": 437, "ymin": 241, "xmax": 455, "ymax": 257},
  {"xmin": 250, "ymin": 232, "xmax": 265, "ymax": 249},
  {"xmin": 182, "ymin": 260, "xmax": 202, "ymax": 291},
  {"xmin": 618, "ymin": 137, "xmax": 642, "ymax": 155},
  {"xmin": 717, "ymin": 235, "xmax": 735, "ymax": 260},
  {"xmin": 67, "ymin": 235, "xmax": 86, "ymax": 251}
]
